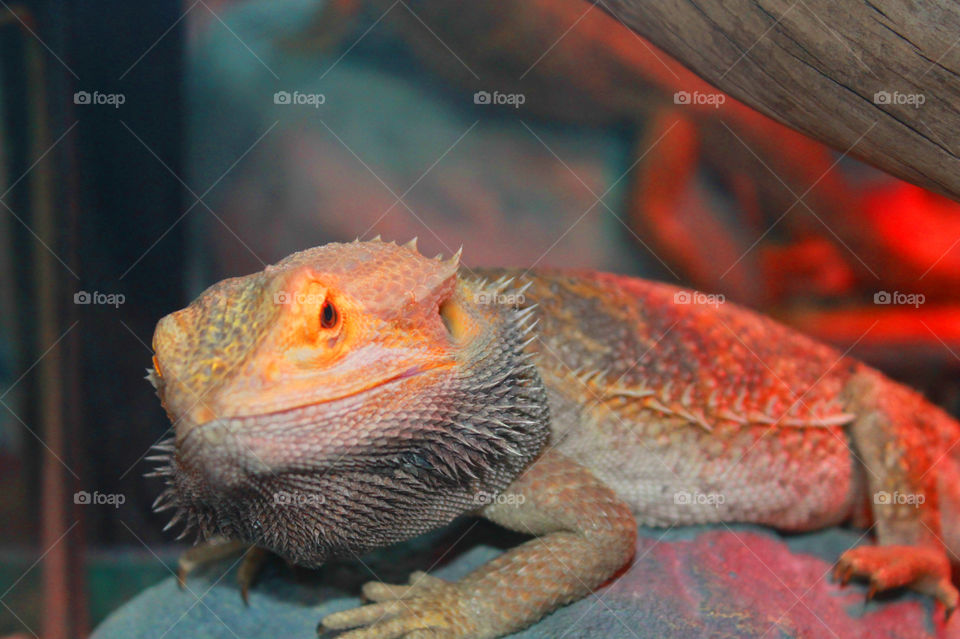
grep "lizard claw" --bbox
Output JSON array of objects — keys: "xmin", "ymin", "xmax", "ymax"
[
  {"xmin": 176, "ymin": 536, "xmax": 268, "ymax": 603},
  {"xmin": 319, "ymin": 573, "xmax": 474, "ymax": 638},
  {"xmin": 238, "ymin": 546, "xmax": 269, "ymax": 605},
  {"xmin": 835, "ymin": 545, "xmax": 959, "ymax": 617},
  {"xmin": 832, "ymin": 562, "xmax": 853, "ymax": 587},
  {"xmin": 316, "ymin": 626, "xmax": 344, "ymax": 639},
  {"xmin": 177, "ymin": 536, "xmax": 247, "ymax": 588}
]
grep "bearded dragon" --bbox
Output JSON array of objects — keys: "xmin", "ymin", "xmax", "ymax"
[{"xmin": 148, "ymin": 239, "xmax": 960, "ymax": 638}]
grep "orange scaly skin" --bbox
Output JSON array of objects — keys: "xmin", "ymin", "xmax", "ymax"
[{"xmin": 150, "ymin": 239, "xmax": 960, "ymax": 638}]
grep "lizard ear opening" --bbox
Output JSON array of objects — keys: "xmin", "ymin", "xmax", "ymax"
[
  {"xmin": 438, "ymin": 297, "xmax": 480, "ymax": 343},
  {"xmin": 439, "ymin": 299, "xmax": 460, "ymax": 339}
]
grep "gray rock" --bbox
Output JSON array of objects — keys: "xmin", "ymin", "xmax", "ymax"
[{"xmin": 92, "ymin": 524, "xmax": 953, "ymax": 639}]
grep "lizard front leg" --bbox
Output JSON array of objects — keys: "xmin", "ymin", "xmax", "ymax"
[{"xmin": 319, "ymin": 448, "xmax": 637, "ymax": 638}]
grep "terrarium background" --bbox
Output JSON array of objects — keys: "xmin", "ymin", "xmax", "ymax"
[{"xmin": 2, "ymin": 0, "xmax": 960, "ymax": 636}]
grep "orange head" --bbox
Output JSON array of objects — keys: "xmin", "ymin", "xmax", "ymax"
[
  {"xmin": 148, "ymin": 239, "xmax": 548, "ymax": 565},
  {"xmin": 152, "ymin": 239, "xmax": 461, "ymax": 435}
]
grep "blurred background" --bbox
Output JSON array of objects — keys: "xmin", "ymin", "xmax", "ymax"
[{"xmin": 3, "ymin": 0, "xmax": 960, "ymax": 636}]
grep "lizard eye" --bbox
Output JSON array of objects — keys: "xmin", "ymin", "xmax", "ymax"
[{"xmin": 320, "ymin": 299, "xmax": 339, "ymax": 329}]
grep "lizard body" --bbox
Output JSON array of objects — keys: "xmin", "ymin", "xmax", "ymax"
[
  {"xmin": 499, "ymin": 268, "xmax": 863, "ymax": 531},
  {"xmin": 150, "ymin": 240, "xmax": 960, "ymax": 638}
]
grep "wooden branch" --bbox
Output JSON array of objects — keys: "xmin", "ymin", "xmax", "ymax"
[{"xmin": 598, "ymin": 0, "xmax": 960, "ymax": 201}]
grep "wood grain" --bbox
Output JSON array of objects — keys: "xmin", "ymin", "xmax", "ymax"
[{"xmin": 598, "ymin": 0, "xmax": 960, "ymax": 200}]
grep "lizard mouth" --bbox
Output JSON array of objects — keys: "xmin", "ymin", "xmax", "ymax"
[
  {"xmin": 173, "ymin": 362, "xmax": 452, "ymax": 484},
  {"xmin": 180, "ymin": 362, "xmax": 448, "ymax": 441}
]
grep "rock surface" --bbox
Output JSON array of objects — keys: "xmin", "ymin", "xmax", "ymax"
[{"xmin": 92, "ymin": 523, "xmax": 954, "ymax": 639}]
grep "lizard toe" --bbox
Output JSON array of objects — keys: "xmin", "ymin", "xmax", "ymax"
[
  {"xmin": 322, "ymin": 600, "xmax": 408, "ymax": 629},
  {"xmin": 319, "ymin": 575, "xmax": 475, "ymax": 638},
  {"xmin": 362, "ymin": 572, "xmax": 447, "ymax": 602}
]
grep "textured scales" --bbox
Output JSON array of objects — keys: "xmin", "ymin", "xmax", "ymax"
[
  {"xmin": 497, "ymin": 270, "xmax": 862, "ymax": 531},
  {"xmin": 149, "ymin": 239, "xmax": 960, "ymax": 638}
]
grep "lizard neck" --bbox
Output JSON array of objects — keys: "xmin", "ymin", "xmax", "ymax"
[{"xmin": 405, "ymin": 272, "xmax": 551, "ymax": 487}]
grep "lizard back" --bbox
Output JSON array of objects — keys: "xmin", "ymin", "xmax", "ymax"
[{"xmin": 476, "ymin": 268, "xmax": 866, "ymax": 530}]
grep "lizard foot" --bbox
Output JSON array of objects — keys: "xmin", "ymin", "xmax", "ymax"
[
  {"xmin": 178, "ymin": 536, "xmax": 268, "ymax": 603},
  {"xmin": 318, "ymin": 571, "xmax": 476, "ymax": 639},
  {"xmin": 834, "ymin": 545, "xmax": 959, "ymax": 614}
]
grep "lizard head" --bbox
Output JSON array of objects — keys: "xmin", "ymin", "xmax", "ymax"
[{"xmin": 148, "ymin": 239, "xmax": 548, "ymax": 566}]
